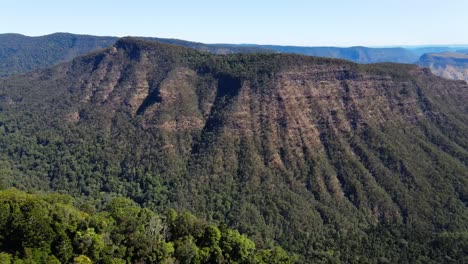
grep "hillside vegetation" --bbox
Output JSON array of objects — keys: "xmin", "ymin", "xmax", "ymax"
[
  {"xmin": 0, "ymin": 33, "xmax": 116, "ymax": 77},
  {"xmin": 0, "ymin": 188, "xmax": 294, "ymax": 263},
  {"xmin": 2, "ymin": 32, "xmax": 468, "ymax": 84},
  {"xmin": 0, "ymin": 33, "xmax": 271, "ymax": 77},
  {"xmin": 0, "ymin": 38, "xmax": 467, "ymax": 262}
]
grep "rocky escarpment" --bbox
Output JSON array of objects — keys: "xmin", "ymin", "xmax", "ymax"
[
  {"xmin": 0, "ymin": 38, "xmax": 467, "ymax": 262},
  {"xmin": 418, "ymin": 52, "xmax": 468, "ymax": 82}
]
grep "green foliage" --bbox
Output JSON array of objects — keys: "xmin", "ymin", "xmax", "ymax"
[
  {"xmin": 0, "ymin": 37, "xmax": 466, "ymax": 263},
  {"xmin": 0, "ymin": 253, "xmax": 12, "ymax": 264},
  {"xmin": 256, "ymin": 247, "xmax": 297, "ymax": 264},
  {"xmin": 220, "ymin": 228, "xmax": 256, "ymax": 262},
  {"xmin": 0, "ymin": 189, "xmax": 295, "ymax": 263},
  {"xmin": 73, "ymin": 255, "xmax": 92, "ymax": 264}
]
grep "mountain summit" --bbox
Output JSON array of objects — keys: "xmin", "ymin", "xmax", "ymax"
[
  {"xmin": 0, "ymin": 38, "xmax": 467, "ymax": 262},
  {"xmin": 0, "ymin": 33, "xmax": 271, "ymax": 77}
]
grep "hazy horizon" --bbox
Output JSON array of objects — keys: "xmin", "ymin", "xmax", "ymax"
[
  {"xmin": 2, "ymin": 0, "xmax": 468, "ymax": 47},
  {"xmin": 2, "ymin": 32, "xmax": 468, "ymax": 49}
]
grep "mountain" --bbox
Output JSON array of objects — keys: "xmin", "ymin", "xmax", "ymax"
[
  {"xmin": 418, "ymin": 52, "xmax": 468, "ymax": 82},
  {"xmin": 0, "ymin": 33, "xmax": 273, "ymax": 77},
  {"xmin": 255, "ymin": 45, "xmax": 468, "ymax": 64},
  {"xmin": 0, "ymin": 38, "xmax": 467, "ymax": 262},
  {"xmin": 0, "ymin": 33, "xmax": 117, "ymax": 77},
  {"xmin": 1, "ymin": 32, "xmax": 468, "ymax": 79},
  {"xmin": 138, "ymin": 37, "xmax": 274, "ymax": 55},
  {"xmin": 246, "ymin": 45, "xmax": 421, "ymax": 64}
]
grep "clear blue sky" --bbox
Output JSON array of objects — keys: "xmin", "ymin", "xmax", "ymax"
[{"xmin": 1, "ymin": 0, "xmax": 467, "ymax": 47}]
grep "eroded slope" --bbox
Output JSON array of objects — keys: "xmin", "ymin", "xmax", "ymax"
[{"xmin": 0, "ymin": 38, "xmax": 467, "ymax": 262}]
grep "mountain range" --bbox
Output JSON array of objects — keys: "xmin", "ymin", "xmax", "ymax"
[
  {"xmin": 418, "ymin": 52, "xmax": 468, "ymax": 82},
  {"xmin": 0, "ymin": 33, "xmax": 271, "ymax": 77},
  {"xmin": 0, "ymin": 37, "xmax": 466, "ymax": 263},
  {"xmin": 1, "ymin": 33, "xmax": 468, "ymax": 81}
]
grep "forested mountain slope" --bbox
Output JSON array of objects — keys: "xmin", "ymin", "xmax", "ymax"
[
  {"xmin": 0, "ymin": 33, "xmax": 271, "ymax": 77},
  {"xmin": 0, "ymin": 38, "xmax": 467, "ymax": 262},
  {"xmin": 0, "ymin": 33, "xmax": 116, "ymax": 77},
  {"xmin": 0, "ymin": 188, "xmax": 294, "ymax": 263},
  {"xmin": 2, "ymin": 32, "xmax": 467, "ymax": 81},
  {"xmin": 254, "ymin": 45, "xmax": 420, "ymax": 64}
]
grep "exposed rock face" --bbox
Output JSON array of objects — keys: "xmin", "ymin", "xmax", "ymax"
[
  {"xmin": 0, "ymin": 38, "xmax": 467, "ymax": 259},
  {"xmin": 418, "ymin": 52, "xmax": 468, "ymax": 82}
]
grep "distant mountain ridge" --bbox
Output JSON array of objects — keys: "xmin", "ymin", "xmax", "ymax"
[
  {"xmin": 249, "ymin": 45, "xmax": 420, "ymax": 63},
  {"xmin": 0, "ymin": 33, "xmax": 116, "ymax": 76},
  {"xmin": 418, "ymin": 52, "xmax": 468, "ymax": 82},
  {"xmin": 0, "ymin": 33, "xmax": 274, "ymax": 77},
  {"xmin": 2, "ymin": 33, "xmax": 468, "ymax": 78}
]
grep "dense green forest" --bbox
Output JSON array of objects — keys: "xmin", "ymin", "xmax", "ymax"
[
  {"xmin": 0, "ymin": 188, "xmax": 295, "ymax": 263},
  {"xmin": 0, "ymin": 38, "xmax": 467, "ymax": 262}
]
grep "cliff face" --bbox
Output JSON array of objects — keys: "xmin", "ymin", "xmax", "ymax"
[
  {"xmin": 1, "ymin": 38, "xmax": 467, "ymax": 260},
  {"xmin": 418, "ymin": 52, "xmax": 468, "ymax": 82}
]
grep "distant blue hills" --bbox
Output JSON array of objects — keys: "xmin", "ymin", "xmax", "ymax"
[{"xmin": 1, "ymin": 32, "xmax": 467, "ymax": 77}]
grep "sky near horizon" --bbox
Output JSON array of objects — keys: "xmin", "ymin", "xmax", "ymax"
[{"xmin": 1, "ymin": 0, "xmax": 467, "ymax": 47}]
